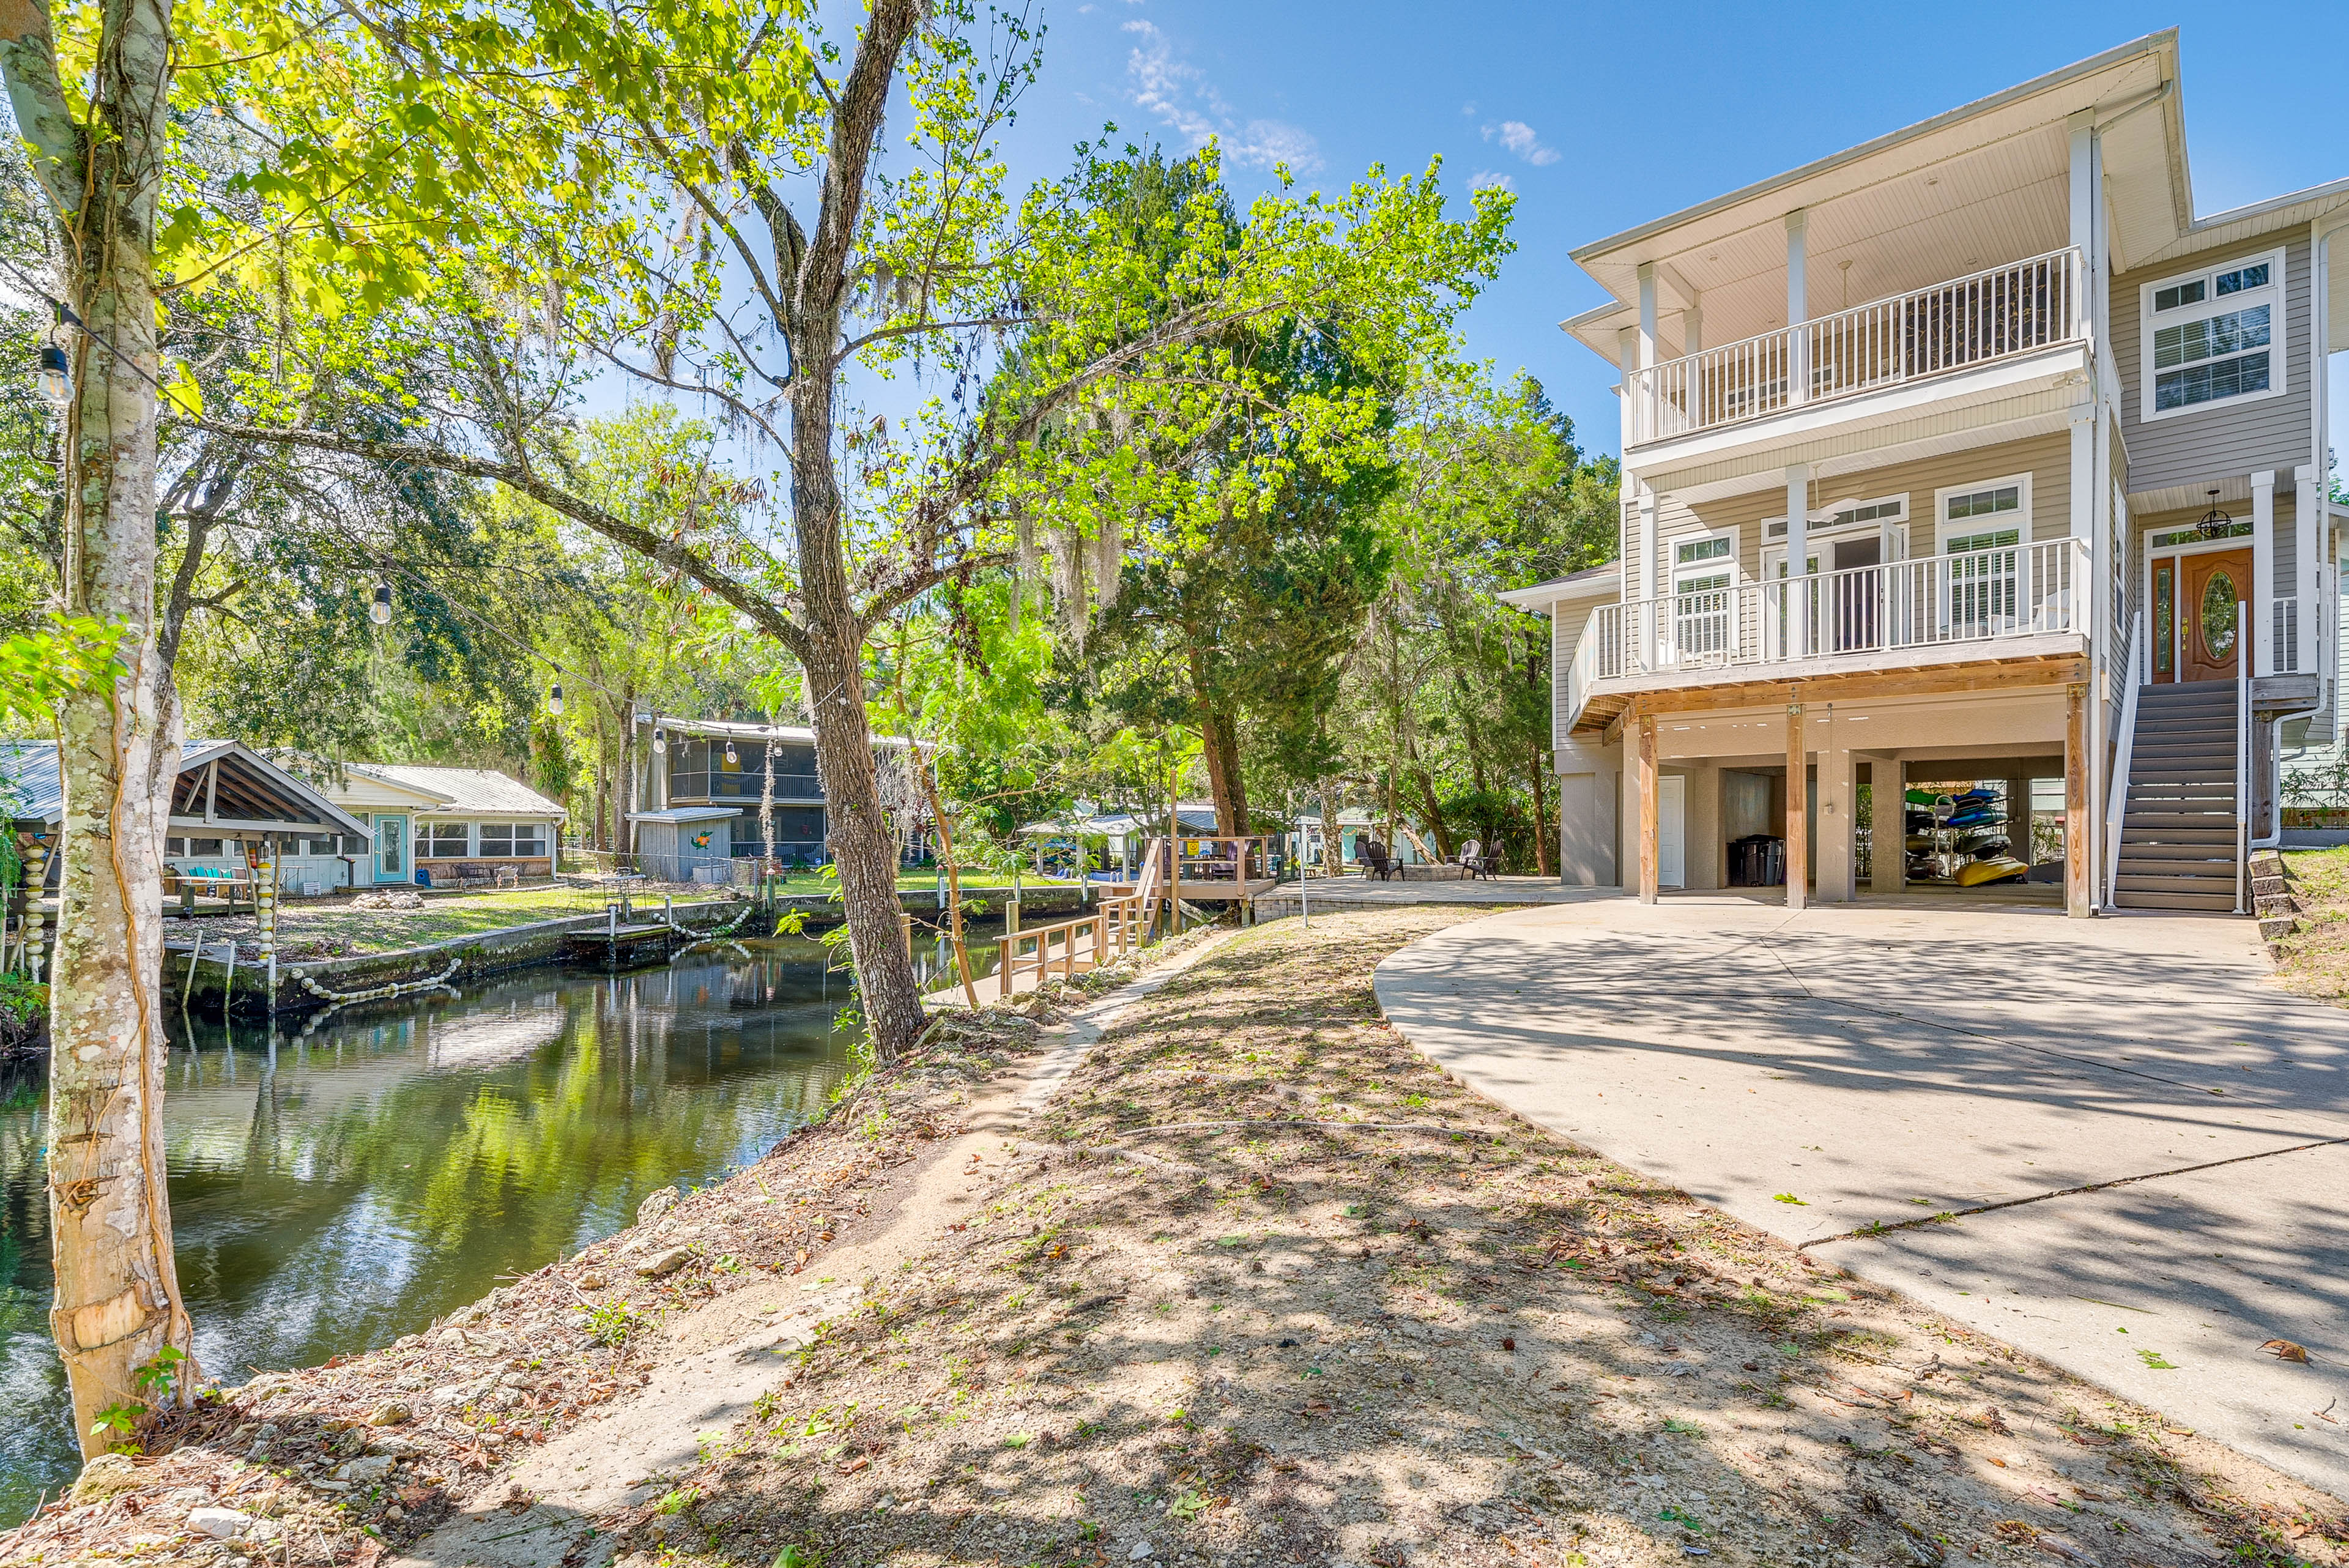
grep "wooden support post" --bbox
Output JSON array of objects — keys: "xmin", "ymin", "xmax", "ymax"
[
  {"xmin": 1635, "ymin": 709, "xmax": 1660, "ymax": 905},
  {"xmin": 1785, "ymin": 703, "xmax": 1808, "ymax": 912},
  {"xmin": 2066, "ymin": 683, "xmax": 2091, "ymax": 918}
]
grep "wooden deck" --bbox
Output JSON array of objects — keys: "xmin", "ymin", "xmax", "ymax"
[{"xmin": 1089, "ymin": 876, "xmax": 1277, "ymax": 904}]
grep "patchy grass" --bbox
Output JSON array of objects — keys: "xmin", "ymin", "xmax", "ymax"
[
  {"xmin": 24, "ymin": 909, "xmax": 2346, "ymax": 1568},
  {"xmin": 2274, "ymin": 847, "xmax": 2349, "ymax": 1002},
  {"xmin": 610, "ymin": 910, "xmax": 2349, "ymax": 1568}
]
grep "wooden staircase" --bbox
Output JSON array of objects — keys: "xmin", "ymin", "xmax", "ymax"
[{"xmin": 2112, "ymin": 679, "xmax": 2242, "ymax": 913}]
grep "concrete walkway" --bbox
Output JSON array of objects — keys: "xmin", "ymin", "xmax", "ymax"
[
  {"xmin": 1251, "ymin": 874, "xmax": 1598, "ymax": 913},
  {"xmin": 1371, "ymin": 894, "xmax": 2349, "ymax": 1499}
]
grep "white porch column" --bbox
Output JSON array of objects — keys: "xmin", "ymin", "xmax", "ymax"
[
  {"xmin": 1785, "ymin": 463, "xmax": 1810, "ymax": 657},
  {"xmin": 1785, "ymin": 210, "xmax": 1808, "ymax": 406},
  {"xmin": 1682, "ymin": 289, "xmax": 1703, "ymax": 357},
  {"xmin": 2298, "ymin": 467, "xmax": 2323, "ymax": 675},
  {"xmin": 1617, "ymin": 323, "xmax": 1641, "ymax": 458},
  {"xmin": 1815, "ymin": 712, "xmax": 1856, "ymax": 903},
  {"xmin": 1869, "ymin": 756, "xmax": 1905, "ymax": 894},
  {"xmin": 2067, "ymin": 111, "xmax": 2095, "ymax": 259},
  {"xmin": 1637, "ymin": 261, "xmax": 1658, "ymax": 372},
  {"xmin": 2253, "ymin": 470, "xmax": 2277, "ymax": 675},
  {"xmin": 2068, "ymin": 411, "xmax": 2096, "ymax": 543}
]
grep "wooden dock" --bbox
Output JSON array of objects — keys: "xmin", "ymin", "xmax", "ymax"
[{"xmin": 563, "ymin": 923, "xmax": 683, "ymax": 962}]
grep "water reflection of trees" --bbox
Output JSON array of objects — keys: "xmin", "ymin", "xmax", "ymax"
[{"xmin": 0, "ymin": 940, "xmax": 855, "ymax": 1523}]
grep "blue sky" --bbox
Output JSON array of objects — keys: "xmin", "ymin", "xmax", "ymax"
[{"xmin": 976, "ymin": 2, "xmax": 2349, "ymax": 466}]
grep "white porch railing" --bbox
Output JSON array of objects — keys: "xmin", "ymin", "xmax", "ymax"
[
  {"xmin": 1627, "ymin": 248, "xmax": 2086, "ymax": 445},
  {"xmin": 2102, "ymin": 610, "xmax": 2143, "ymax": 908},
  {"xmin": 2274, "ymin": 598, "xmax": 2301, "ymax": 674},
  {"xmin": 1575, "ymin": 539, "xmax": 2088, "ymax": 710}
]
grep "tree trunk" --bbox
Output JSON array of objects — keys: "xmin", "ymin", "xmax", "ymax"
[
  {"xmin": 9, "ymin": 0, "xmax": 199, "ymax": 1454},
  {"xmin": 772, "ymin": 0, "xmax": 926, "ymax": 1060},
  {"xmin": 1195, "ymin": 706, "xmax": 1247, "ymax": 838},
  {"xmin": 1405, "ymin": 734, "xmax": 1451, "ymax": 860},
  {"xmin": 1524, "ymin": 639, "xmax": 1551, "ymax": 877},
  {"xmin": 1529, "ymin": 753, "xmax": 1551, "ymax": 877}
]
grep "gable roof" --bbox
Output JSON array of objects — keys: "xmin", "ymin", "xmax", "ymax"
[
  {"xmin": 341, "ymin": 764, "xmax": 566, "ymax": 819},
  {"xmin": 2, "ymin": 738, "xmax": 369, "ymax": 837}
]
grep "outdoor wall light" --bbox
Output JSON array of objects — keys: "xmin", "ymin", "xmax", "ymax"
[
  {"xmin": 547, "ymin": 680, "xmax": 564, "ymax": 716},
  {"xmin": 34, "ymin": 344, "xmax": 69, "ymax": 409},
  {"xmin": 370, "ymin": 582, "xmax": 393, "ymax": 625}
]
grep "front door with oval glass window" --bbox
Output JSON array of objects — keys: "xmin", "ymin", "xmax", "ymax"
[{"xmin": 2170, "ymin": 547, "xmax": 2252, "ymax": 685}]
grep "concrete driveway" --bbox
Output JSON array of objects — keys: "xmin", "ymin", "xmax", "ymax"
[{"xmin": 1372, "ymin": 894, "xmax": 2349, "ymax": 1498}]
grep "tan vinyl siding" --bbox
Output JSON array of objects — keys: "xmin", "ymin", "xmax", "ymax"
[
  {"xmin": 2110, "ymin": 236, "xmax": 2315, "ymax": 493},
  {"xmin": 1671, "ymin": 433, "xmax": 2073, "ymax": 570}
]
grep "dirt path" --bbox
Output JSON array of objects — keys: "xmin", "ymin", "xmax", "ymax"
[
  {"xmin": 9, "ymin": 910, "xmax": 2347, "ymax": 1568},
  {"xmin": 391, "ymin": 932, "xmax": 1239, "ymax": 1568}
]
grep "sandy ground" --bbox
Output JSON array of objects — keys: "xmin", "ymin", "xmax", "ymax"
[{"xmin": 7, "ymin": 908, "xmax": 2348, "ymax": 1568}]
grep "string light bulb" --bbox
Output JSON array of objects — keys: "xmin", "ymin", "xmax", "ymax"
[
  {"xmin": 370, "ymin": 583, "xmax": 392, "ymax": 625},
  {"xmin": 724, "ymin": 740, "xmax": 738, "ymax": 767},
  {"xmin": 34, "ymin": 344, "xmax": 68, "ymax": 409},
  {"xmin": 546, "ymin": 680, "xmax": 564, "ymax": 716},
  {"xmin": 651, "ymin": 724, "xmax": 667, "ymax": 754}
]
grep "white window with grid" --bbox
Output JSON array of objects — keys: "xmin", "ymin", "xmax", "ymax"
[
  {"xmin": 1935, "ymin": 477, "xmax": 2030, "ymax": 635},
  {"xmin": 2139, "ymin": 250, "xmax": 2285, "ymax": 422},
  {"xmin": 1667, "ymin": 530, "xmax": 1737, "ymax": 664}
]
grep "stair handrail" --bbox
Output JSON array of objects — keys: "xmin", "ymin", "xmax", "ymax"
[
  {"xmin": 2101, "ymin": 609, "xmax": 2143, "ymax": 908},
  {"xmin": 2236, "ymin": 600, "xmax": 2250, "ymax": 915}
]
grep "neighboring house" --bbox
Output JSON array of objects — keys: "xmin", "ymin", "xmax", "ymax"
[
  {"xmin": 2, "ymin": 738, "xmax": 370, "ymax": 896},
  {"xmin": 315, "ymin": 765, "xmax": 566, "ymax": 886},
  {"xmin": 1505, "ymin": 32, "xmax": 2348, "ymax": 915},
  {"xmin": 632, "ymin": 717, "xmax": 913, "ymax": 868}
]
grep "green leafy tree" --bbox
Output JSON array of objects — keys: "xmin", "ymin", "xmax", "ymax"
[{"xmin": 188, "ymin": 5, "xmax": 1512, "ymax": 1058}]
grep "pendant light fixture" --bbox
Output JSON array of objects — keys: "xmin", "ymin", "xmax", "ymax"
[
  {"xmin": 2195, "ymin": 488, "xmax": 2235, "ymax": 541},
  {"xmin": 370, "ymin": 582, "xmax": 393, "ymax": 625},
  {"xmin": 651, "ymin": 724, "xmax": 667, "ymax": 754},
  {"xmin": 546, "ymin": 680, "xmax": 564, "ymax": 716}
]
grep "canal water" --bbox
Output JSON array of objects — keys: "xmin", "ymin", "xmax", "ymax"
[{"xmin": 0, "ymin": 927, "xmax": 999, "ymax": 1526}]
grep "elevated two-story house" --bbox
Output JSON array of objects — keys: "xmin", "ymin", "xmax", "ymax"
[{"xmin": 1504, "ymin": 32, "xmax": 2345, "ymax": 916}]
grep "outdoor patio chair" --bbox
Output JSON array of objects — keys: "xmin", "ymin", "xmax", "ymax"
[
  {"xmin": 1457, "ymin": 839, "xmax": 1499, "ymax": 880},
  {"xmin": 1360, "ymin": 839, "xmax": 1400, "ymax": 882}
]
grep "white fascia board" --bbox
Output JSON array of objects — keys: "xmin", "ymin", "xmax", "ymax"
[
  {"xmin": 1621, "ymin": 344, "xmax": 2090, "ymax": 479},
  {"xmin": 1496, "ymin": 567, "xmax": 1624, "ymax": 612}
]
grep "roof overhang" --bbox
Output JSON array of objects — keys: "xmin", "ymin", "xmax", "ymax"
[
  {"xmin": 650, "ymin": 715, "xmax": 911, "ymax": 750},
  {"xmin": 330, "ymin": 766, "xmax": 460, "ymax": 808},
  {"xmin": 1496, "ymin": 565, "xmax": 1624, "ymax": 611},
  {"xmin": 626, "ymin": 806, "xmax": 742, "ymax": 825},
  {"xmin": 1565, "ymin": 33, "xmax": 2187, "ymax": 366}
]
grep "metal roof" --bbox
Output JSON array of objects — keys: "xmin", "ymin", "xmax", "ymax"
[
  {"xmin": 626, "ymin": 806, "xmax": 742, "ymax": 825},
  {"xmin": 0, "ymin": 738, "xmax": 61, "ymax": 822},
  {"xmin": 341, "ymin": 764, "xmax": 566, "ymax": 819}
]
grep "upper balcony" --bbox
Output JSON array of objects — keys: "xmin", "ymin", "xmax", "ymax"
[{"xmin": 1623, "ymin": 248, "xmax": 2087, "ymax": 461}]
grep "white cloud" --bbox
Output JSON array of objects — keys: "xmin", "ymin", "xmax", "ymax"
[
  {"xmin": 1470, "ymin": 171, "xmax": 1515, "ymax": 192},
  {"xmin": 1460, "ymin": 100, "xmax": 1477, "ymax": 116},
  {"xmin": 1481, "ymin": 119, "xmax": 1560, "ymax": 168},
  {"xmin": 1123, "ymin": 21, "xmax": 1324, "ymax": 174}
]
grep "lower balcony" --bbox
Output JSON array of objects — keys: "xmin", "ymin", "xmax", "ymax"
[{"xmin": 1564, "ymin": 537, "xmax": 2090, "ymax": 734}]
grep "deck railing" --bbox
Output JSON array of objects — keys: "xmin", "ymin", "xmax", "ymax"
[
  {"xmin": 1565, "ymin": 538, "xmax": 2088, "ymax": 730},
  {"xmin": 2274, "ymin": 598, "xmax": 2301, "ymax": 674},
  {"xmin": 1627, "ymin": 248, "xmax": 2085, "ymax": 445}
]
